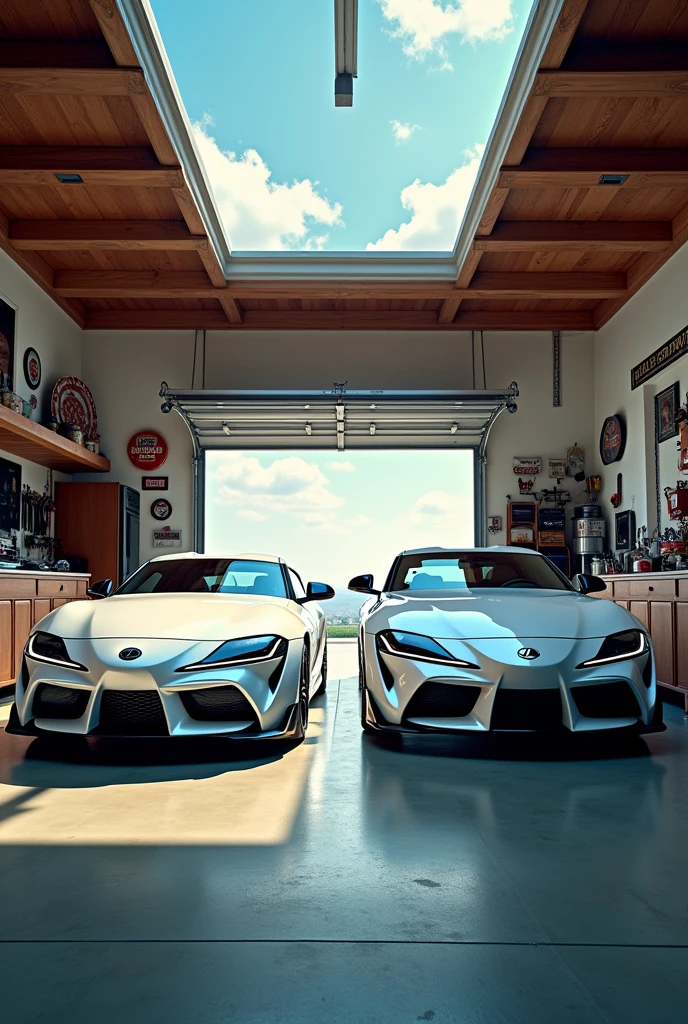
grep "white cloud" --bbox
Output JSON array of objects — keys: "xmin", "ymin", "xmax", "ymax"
[
  {"xmin": 325, "ymin": 460, "xmax": 356, "ymax": 472},
  {"xmin": 237, "ymin": 509, "xmax": 267, "ymax": 522},
  {"xmin": 191, "ymin": 121, "xmax": 343, "ymax": 251},
  {"xmin": 391, "ymin": 119, "xmax": 420, "ymax": 143},
  {"xmin": 366, "ymin": 143, "xmax": 484, "ymax": 251},
  {"xmin": 211, "ymin": 452, "xmax": 343, "ymax": 515},
  {"xmin": 377, "ymin": 0, "xmax": 514, "ymax": 67}
]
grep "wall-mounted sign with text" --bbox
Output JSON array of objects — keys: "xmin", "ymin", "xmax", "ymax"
[
  {"xmin": 513, "ymin": 456, "xmax": 541, "ymax": 475},
  {"xmin": 153, "ymin": 526, "xmax": 182, "ymax": 548},
  {"xmin": 127, "ymin": 430, "xmax": 168, "ymax": 470},
  {"xmin": 142, "ymin": 476, "xmax": 169, "ymax": 491},
  {"xmin": 631, "ymin": 322, "xmax": 688, "ymax": 389}
]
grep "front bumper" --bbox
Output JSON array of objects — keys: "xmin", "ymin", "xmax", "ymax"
[
  {"xmin": 361, "ymin": 632, "xmax": 665, "ymax": 735},
  {"xmin": 7, "ymin": 636, "xmax": 304, "ymax": 739}
]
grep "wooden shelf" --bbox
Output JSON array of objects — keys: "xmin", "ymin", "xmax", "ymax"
[{"xmin": 0, "ymin": 404, "xmax": 110, "ymax": 473}]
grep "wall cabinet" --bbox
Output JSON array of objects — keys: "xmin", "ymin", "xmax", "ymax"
[
  {"xmin": 599, "ymin": 572, "xmax": 688, "ymax": 711},
  {"xmin": 0, "ymin": 571, "xmax": 90, "ymax": 694}
]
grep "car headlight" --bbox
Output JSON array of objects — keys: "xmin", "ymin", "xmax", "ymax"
[
  {"xmin": 26, "ymin": 631, "xmax": 87, "ymax": 671},
  {"xmin": 177, "ymin": 634, "xmax": 287, "ymax": 672},
  {"xmin": 377, "ymin": 630, "xmax": 479, "ymax": 669},
  {"xmin": 577, "ymin": 630, "xmax": 649, "ymax": 668}
]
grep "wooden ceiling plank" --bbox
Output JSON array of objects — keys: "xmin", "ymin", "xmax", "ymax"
[
  {"xmin": 54, "ymin": 269, "xmax": 217, "ymax": 297},
  {"xmin": 499, "ymin": 148, "xmax": 688, "ymax": 189},
  {"xmin": 88, "ymin": 0, "xmax": 141, "ymax": 67},
  {"xmin": 541, "ymin": 0, "xmax": 591, "ymax": 68},
  {"xmin": 129, "ymin": 92, "xmax": 178, "ymax": 166},
  {"xmin": 534, "ymin": 69, "xmax": 688, "ymax": 97},
  {"xmin": 0, "ymin": 146, "xmax": 182, "ymax": 187},
  {"xmin": 0, "ymin": 41, "xmax": 116, "ymax": 68},
  {"xmin": 228, "ymin": 282, "xmax": 456, "ymax": 299},
  {"xmin": 467, "ymin": 270, "xmax": 626, "ymax": 297},
  {"xmin": 216, "ymin": 293, "xmax": 243, "ymax": 324},
  {"xmin": 83, "ymin": 309, "xmax": 595, "ymax": 331},
  {"xmin": 0, "ymin": 67, "xmax": 144, "ymax": 95},
  {"xmin": 474, "ymin": 220, "xmax": 672, "ymax": 251},
  {"xmin": 9, "ymin": 219, "xmax": 203, "ymax": 250}
]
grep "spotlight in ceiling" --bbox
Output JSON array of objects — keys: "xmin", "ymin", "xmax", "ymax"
[
  {"xmin": 369, "ymin": 422, "xmax": 376, "ymax": 436},
  {"xmin": 222, "ymin": 423, "xmax": 231, "ymax": 436},
  {"xmin": 334, "ymin": 0, "xmax": 357, "ymax": 107},
  {"xmin": 450, "ymin": 422, "xmax": 458, "ymax": 434},
  {"xmin": 305, "ymin": 422, "xmax": 312, "ymax": 436},
  {"xmin": 598, "ymin": 173, "xmax": 628, "ymax": 186},
  {"xmin": 54, "ymin": 172, "xmax": 84, "ymax": 184}
]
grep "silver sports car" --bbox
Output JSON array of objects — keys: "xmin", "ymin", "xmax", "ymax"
[
  {"xmin": 349, "ymin": 547, "xmax": 664, "ymax": 737},
  {"xmin": 7, "ymin": 553, "xmax": 333, "ymax": 742}
]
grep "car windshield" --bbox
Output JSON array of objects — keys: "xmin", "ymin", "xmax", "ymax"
[
  {"xmin": 388, "ymin": 552, "xmax": 572, "ymax": 592},
  {"xmin": 116, "ymin": 558, "xmax": 287, "ymax": 598}
]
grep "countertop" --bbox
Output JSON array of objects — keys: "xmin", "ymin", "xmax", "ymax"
[
  {"xmin": 599, "ymin": 569, "xmax": 688, "ymax": 580},
  {"xmin": 0, "ymin": 568, "xmax": 91, "ymax": 580}
]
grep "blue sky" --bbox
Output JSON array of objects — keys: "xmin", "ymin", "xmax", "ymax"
[
  {"xmin": 149, "ymin": 0, "xmax": 533, "ymax": 251},
  {"xmin": 205, "ymin": 449, "xmax": 475, "ymax": 592}
]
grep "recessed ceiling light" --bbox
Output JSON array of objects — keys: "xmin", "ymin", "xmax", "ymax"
[
  {"xmin": 598, "ymin": 173, "xmax": 628, "ymax": 186},
  {"xmin": 222, "ymin": 423, "xmax": 231, "ymax": 436},
  {"xmin": 450, "ymin": 423, "xmax": 458, "ymax": 434},
  {"xmin": 54, "ymin": 173, "xmax": 84, "ymax": 184},
  {"xmin": 369, "ymin": 422, "xmax": 376, "ymax": 435},
  {"xmin": 305, "ymin": 422, "xmax": 312, "ymax": 436}
]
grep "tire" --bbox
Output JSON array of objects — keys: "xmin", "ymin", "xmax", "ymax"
[
  {"xmin": 314, "ymin": 645, "xmax": 327, "ymax": 696},
  {"xmin": 295, "ymin": 642, "xmax": 310, "ymax": 740}
]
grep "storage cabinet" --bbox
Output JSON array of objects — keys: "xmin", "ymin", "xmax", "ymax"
[
  {"xmin": 600, "ymin": 572, "xmax": 688, "ymax": 710},
  {"xmin": 0, "ymin": 571, "xmax": 90, "ymax": 694}
]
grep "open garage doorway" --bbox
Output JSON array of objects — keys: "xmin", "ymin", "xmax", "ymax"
[{"xmin": 205, "ymin": 448, "xmax": 475, "ymax": 630}]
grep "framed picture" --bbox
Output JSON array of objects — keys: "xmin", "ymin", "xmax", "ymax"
[
  {"xmin": 615, "ymin": 509, "xmax": 636, "ymax": 552},
  {"xmin": 23, "ymin": 347, "xmax": 41, "ymax": 390},
  {"xmin": 655, "ymin": 382, "xmax": 680, "ymax": 443},
  {"xmin": 0, "ymin": 455, "xmax": 22, "ymax": 535},
  {"xmin": 0, "ymin": 294, "xmax": 16, "ymax": 391},
  {"xmin": 600, "ymin": 414, "xmax": 627, "ymax": 465}
]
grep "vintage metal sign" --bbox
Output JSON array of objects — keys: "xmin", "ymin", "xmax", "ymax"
[
  {"xmin": 631, "ymin": 323, "xmax": 688, "ymax": 389},
  {"xmin": 153, "ymin": 526, "xmax": 182, "ymax": 547},
  {"xmin": 127, "ymin": 430, "xmax": 168, "ymax": 470},
  {"xmin": 513, "ymin": 456, "xmax": 541, "ymax": 475},
  {"xmin": 142, "ymin": 476, "xmax": 169, "ymax": 491}
]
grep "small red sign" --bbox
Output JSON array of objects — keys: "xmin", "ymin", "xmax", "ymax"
[{"xmin": 127, "ymin": 430, "xmax": 168, "ymax": 470}]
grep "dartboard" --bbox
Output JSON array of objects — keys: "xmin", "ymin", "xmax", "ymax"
[{"xmin": 51, "ymin": 376, "xmax": 98, "ymax": 437}]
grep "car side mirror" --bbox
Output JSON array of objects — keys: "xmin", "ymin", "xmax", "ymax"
[
  {"xmin": 301, "ymin": 581, "xmax": 335, "ymax": 603},
  {"xmin": 87, "ymin": 578, "xmax": 113, "ymax": 599},
  {"xmin": 348, "ymin": 573, "xmax": 381, "ymax": 596},
  {"xmin": 574, "ymin": 573, "xmax": 607, "ymax": 595}
]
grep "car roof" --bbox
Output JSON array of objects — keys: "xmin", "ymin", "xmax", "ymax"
[
  {"xmin": 149, "ymin": 551, "xmax": 283, "ymax": 564},
  {"xmin": 398, "ymin": 546, "xmax": 540, "ymax": 556}
]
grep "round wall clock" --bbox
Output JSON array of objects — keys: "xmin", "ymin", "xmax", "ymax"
[
  {"xmin": 600, "ymin": 414, "xmax": 627, "ymax": 465},
  {"xmin": 127, "ymin": 430, "xmax": 168, "ymax": 470},
  {"xmin": 150, "ymin": 498, "xmax": 172, "ymax": 521},
  {"xmin": 23, "ymin": 347, "xmax": 41, "ymax": 391}
]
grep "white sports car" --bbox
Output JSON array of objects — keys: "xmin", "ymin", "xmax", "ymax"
[
  {"xmin": 6, "ymin": 553, "xmax": 333, "ymax": 742},
  {"xmin": 349, "ymin": 547, "xmax": 664, "ymax": 738}
]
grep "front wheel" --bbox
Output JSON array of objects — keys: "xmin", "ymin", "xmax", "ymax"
[{"xmin": 295, "ymin": 643, "xmax": 310, "ymax": 740}]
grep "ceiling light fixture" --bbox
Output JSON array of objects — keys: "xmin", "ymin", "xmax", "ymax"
[
  {"xmin": 369, "ymin": 422, "xmax": 376, "ymax": 436},
  {"xmin": 305, "ymin": 422, "xmax": 312, "ymax": 436},
  {"xmin": 450, "ymin": 423, "xmax": 458, "ymax": 434},
  {"xmin": 222, "ymin": 423, "xmax": 231, "ymax": 436},
  {"xmin": 54, "ymin": 173, "xmax": 84, "ymax": 184},
  {"xmin": 334, "ymin": 0, "xmax": 357, "ymax": 107},
  {"xmin": 598, "ymin": 173, "xmax": 628, "ymax": 186}
]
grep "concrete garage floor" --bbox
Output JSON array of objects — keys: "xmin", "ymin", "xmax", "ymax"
[{"xmin": 1, "ymin": 639, "xmax": 687, "ymax": 1023}]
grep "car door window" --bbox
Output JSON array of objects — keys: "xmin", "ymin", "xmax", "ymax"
[{"xmin": 288, "ymin": 568, "xmax": 306, "ymax": 600}]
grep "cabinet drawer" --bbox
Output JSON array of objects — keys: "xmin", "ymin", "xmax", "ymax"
[
  {"xmin": 37, "ymin": 579, "xmax": 78, "ymax": 599},
  {"xmin": 679, "ymin": 579, "xmax": 688, "ymax": 602},
  {"xmin": 0, "ymin": 578, "xmax": 37, "ymax": 599},
  {"xmin": 614, "ymin": 580, "xmax": 676, "ymax": 601}
]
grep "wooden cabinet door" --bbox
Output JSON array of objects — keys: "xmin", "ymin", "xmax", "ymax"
[
  {"xmin": 13, "ymin": 600, "xmax": 32, "ymax": 676},
  {"xmin": 51, "ymin": 598, "xmax": 69, "ymax": 610},
  {"xmin": 0, "ymin": 600, "xmax": 12, "ymax": 684},
  {"xmin": 630, "ymin": 601, "xmax": 649, "ymax": 629},
  {"xmin": 677, "ymin": 603, "xmax": 688, "ymax": 689},
  {"xmin": 33, "ymin": 599, "xmax": 52, "ymax": 625},
  {"xmin": 614, "ymin": 600, "xmax": 629, "ymax": 610},
  {"xmin": 649, "ymin": 602, "xmax": 675, "ymax": 686}
]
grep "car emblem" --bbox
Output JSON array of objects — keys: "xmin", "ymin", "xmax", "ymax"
[
  {"xmin": 119, "ymin": 647, "xmax": 142, "ymax": 661},
  {"xmin": 518, "ymin": 648, "xmax": 540, "ymax": 660}
]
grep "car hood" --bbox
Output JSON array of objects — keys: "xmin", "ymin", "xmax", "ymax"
[
  {"xmin": 365, "ymin": 589, "xmax": 638, "ymax": 640},
  {"xmin": 39, "ymin": 593, "xmax": 306, "ymax": 642}
]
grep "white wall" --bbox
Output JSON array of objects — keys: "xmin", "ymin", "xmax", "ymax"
[
  {"xmin": 593, "ymin": 243, "xmax": 688, "ymax": 540},
  {"xmin": 0, "ymin": 249, "xmax": 83, "ymax": 554},
  {"xmin": 82, "ymin": 327, "xmax": 596, "ymax": 559}
]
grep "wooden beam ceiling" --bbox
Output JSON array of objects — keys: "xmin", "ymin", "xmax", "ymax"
[
  {"xmin": 473, "ymin": 222, "xmax": 672, "ymax": 252},
  {"xmin": 0, "ymin": 147, "xmax": 182, "ymax": 187},
  {"xmin": 9, "ymin": 220, "xmax": 206, "ymax": 251}
]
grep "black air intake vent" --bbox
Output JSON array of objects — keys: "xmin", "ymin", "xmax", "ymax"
[
  {"xmin": 572, "ymin": 681, "xmax": 641, "ymax": 719},
  {"xmin": 32, "ymin": 683, "xmax": 90, "ymax": 720},
  {"xmin": 404, "ymin": 682, "xmax": 479, "ymax": 720},
  {"xmin": 181, "ymin": 686, "xmax": 258, "ymax": 724},
  {"xmin": 97, "ymin": 690, "xmax": 168, "ymax": 735},
  {"xmin": 490, "ymin": 688, "xmax": 562, "ymax": 730}
]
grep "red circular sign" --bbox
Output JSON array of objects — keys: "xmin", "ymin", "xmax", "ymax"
[{"xmin": 127, "ymin": 430, "xmax": 168, "ymax": 470}]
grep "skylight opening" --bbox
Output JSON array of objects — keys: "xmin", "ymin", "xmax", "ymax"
[{"xmin": 149, "ymin": 0, "xmax": 535, "ymax": 255}]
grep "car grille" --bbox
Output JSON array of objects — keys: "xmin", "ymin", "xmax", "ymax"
[
  {"xmin": 403, "ymin": 682, "xmax": 480, "ymax": 720},
  {"xmin": 180, "ymin": 686, "xmax": 258, "ymax": 724},
  {"xmin": 572, "ymin": 681, "xmax": 641, "ymax": 719},
  {"xmin": 97, "ymin": 690, "xmax": 168, "ymax": 735},
  {"xmin": 32, "ymin": 683, "xmax": 90, "ymax": 720},
  {"xmin": 490, "ymin": 688, "xmax": 562, "ymax": 730}
]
